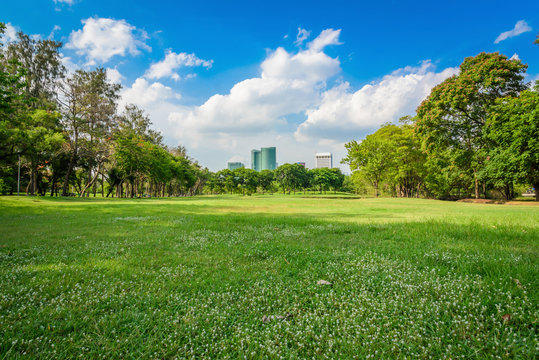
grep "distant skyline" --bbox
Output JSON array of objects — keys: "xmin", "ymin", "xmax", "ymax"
[{"xmin": 3, "ymin": 1, "xmax": 539, "ymax": 171}]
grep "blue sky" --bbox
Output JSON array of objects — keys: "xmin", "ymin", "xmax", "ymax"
[{"xmin": 3, "ymin": 0, "xmax": 539, "ymax": 171}]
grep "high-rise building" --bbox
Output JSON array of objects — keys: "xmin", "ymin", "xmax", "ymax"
[
  {"xmin": 251, "ymin": 147, "xmax": 276, "ymax": 171},
  {"xmin": 315, "ymin": 153, "xmax": 332, "ymax": 168},
  {"xmin": 227, "ymin": 162, "xmax": 244, "ymax": 170},
  {"xmin": 251, "ymin": 150, "xmax": 261, "ymax": 171},
  {"xmin": 261, "ymin": 147, "xmax": 276, "ymax": 170}
]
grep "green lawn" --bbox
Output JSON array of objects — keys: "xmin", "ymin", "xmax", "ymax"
[{"xmin": 0, "ymin": 196, "xmax": 537, "ymax": 359}]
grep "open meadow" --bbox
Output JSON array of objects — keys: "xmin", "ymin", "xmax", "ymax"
[{"xmin": 0, "ymin": 196, "xmax": 538, "ymax": 358}]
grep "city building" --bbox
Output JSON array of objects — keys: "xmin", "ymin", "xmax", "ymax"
[
  {"xmin": 251, "ymin": 150, "xmax": 261, "ymax": 171},
  {"xmin": 227, "ymin": 162, "xmax": 244, "ymax": 170},
  {"xmin": 251, "ymin": 147, "xmax": 276, "ymax": 171},
  {"xmin": 315, "ymin": 153, "xmax": 332, "ymax": 168}
]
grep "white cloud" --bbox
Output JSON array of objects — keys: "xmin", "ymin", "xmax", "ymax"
[
  {"xmin": 510, "ymin": 53, "xmax": 520, "ymax": 61},
  {"xmin": 119, "ymin": 77, "xmax": 185, "ymax": 139},
  {"xmin": 295, "ymin": 27, "xmax": 311, "ymax": 46},
  {"xmin": 167, "ymin": 29, "xmax": 343, "ymax": 150},
  {"xmin": 106, "ymin": 68, "xmax": 125, "ymax": 84},
  {"xmin": 54, "ymin": 0, "xmax": 74, "ymax": 4},
  {"xmin": 295, "ymin": 61, "xmax": 458, "ymax": 142},
  {"xmin": 66, "ymin": 17, "xmax": 150, "ymax": 65},
  {"xmin": 307, "ymin": 28, "xmax": 342, "ymax": 52},
  {"xmin": 2, "ymin": 22, "xmax": 18, "ymax": 43},
  {"xmin": 494, "ymin": 20, "xmax": 532, "ymax": 44},
  {"xmin": 60, "ymin": 54, "xmax": 77, "ymax": 74},
  {"xmin": 261, "ymin": 46, "xmax": 340, "ymax": 83},
  {"xmin": 126, "ymin": 28, "xmax": 456, "ymax": 171},
  {"xmin": 48, "ymin": 25, "xmax": 61, "ymax": 40},
  {"xmin": 145, "ymin": 50, "xmax": 213, "ymax": 81},
  {"xmin": 121, "ymin": 77, "xmax": 181, "ymax": 107}
]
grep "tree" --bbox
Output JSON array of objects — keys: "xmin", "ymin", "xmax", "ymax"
[
  {"xmin": 0, "ymin": 23, "xmax": 29, "ymax": 164},
  {"xmin": 342, "ymin": 135, "xmax": 393, "ymax": 197},
  {"xmin": 58, "ymin": 68, "xmax": 121, "ymax": 196},
  {"xmin": 327, "ymin": 168, "xmax": 345, "ymax": 194},
  {"xmin": 379, "ymin": 121, "xmax": 426, "ymax": 197},
  {"xmin": 118, "ymin": 104, "xmax": 162, "ymax": 145},
  {"xmin": 233, "ymin": 167, "xmax": 259, "ymax": 195},
  {"xmin": 310, "ymin": 168, "xmax": 332, "ymax": 194},
  {"xmin": 3, "ymin": 30, "xmax": 64, "ymax": 109},
  {"xmin": 274, "ymin": 163, "xmax": 308, "ymax": 194},
  {"xmin": 416, "ymin": 52, "xmax": 527, "ymax": 198},
  {"xmin": 258, "ymin": 169, "xmax": 274, "ymax": 194},
  {"xmin": 486, "ymin": 88, "xmax": 539, "ymax": 200},
  {"xmin": 22, "ymin": 109, "xmax": 64, "ymax": 195}
]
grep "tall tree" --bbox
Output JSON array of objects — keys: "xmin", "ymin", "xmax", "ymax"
[
  {"xmin": 486, "ymin": 87, "xmax": 539, "ymax": 201},
  {"xmin": 57, "ymin": 68, "xmax": 120, "ymax": 196},
  {"xmin": 77, "ymin": 68, "xmax": 120, "ymax": 196},
  {"xmin": 343, "ymin": 135, "xmax": 393, "ymax": 197},
  {"xmin": 416, "ymin": 52, "xmax": 527, "ymax": 198},
  {"xmin": 3, "ymin": 30, "xmax": 64, "ymax": 108},
  {"xmin": 118, "ymin": 104, "xmax": 162, "ymax": 145},
  {"xmin": 22, "ymin": 109, "xmax": 64, "ymax": 195}
]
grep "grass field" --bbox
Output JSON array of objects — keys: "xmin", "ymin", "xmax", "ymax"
[{"xmin": 0, "ymin": 195, "xmax": 538, "ymax": 359}]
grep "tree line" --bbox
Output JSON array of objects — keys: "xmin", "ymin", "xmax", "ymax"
[
  {"xmin": 206, "ymin": 165, "xmax": 345, "ymax": 196},
  {"xmin": 343, "ymin": 51, "xmax": 539, "ymax": 201},
  {"xmin": 0, "ymin": 23, "xmax": 208, "ymax": 198}
]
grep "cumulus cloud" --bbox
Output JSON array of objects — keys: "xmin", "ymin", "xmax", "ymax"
[
  {"xmin": 106, "ymin": 68, "xmax": 125, "ymax": 84},
  {"xmin": 121, "ymin": 77, "xmax": 181, "ymax": 107},
  {"xmin": 119, "ymin": 77, "xmax": 185, "ymax": 137},
  {"xmin": 295, "ymin": 27, "xmax": 311, "ymax": 46},
  {"xmin": 167, "ymin": 29, "xmax": 343, "ymax": 150},
  {"xmin": 66, "ymin": 17, "xmax": 150, "ymax": 65},
  {"xmin": 2, "ymin": 22, "xmax": 18, "ymax": 43},
  {"xmin": 131, "ymin": 28, "xmax": 455, "ymax": 171},
  {"xmin": 295, "ymin": 61, "xmax": 458, "ymax": 142},
  {"xmin": 494, "ymin": 20, "xmax": 532, "ymax": 44},
  {"xmin": 145, "ymin": 50, "xmax": 213, "ymax": 81}
]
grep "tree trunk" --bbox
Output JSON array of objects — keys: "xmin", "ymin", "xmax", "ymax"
[
  {"xmin": 535, "ymin": 181, "xmax": 539, "ymax": 202},
  {"xmin": 473, "ymin": 168, "xmax": 479, "ymax": 199},
  {"xmin": 50, "ymin": 176, "xmax": 56, "ymax": 197},
  {"xmin": 29, "ymin": 163, "xmax": 36, "ymax": 195},
  {"xmin": 80, "ymin": 164, "xmax": 102, "ymax": 197},
  {"xmin": 62, "ymin": 133, "xmax": 78, "ymax": 196}
]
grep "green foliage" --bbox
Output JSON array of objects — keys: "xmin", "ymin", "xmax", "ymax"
[
  {"xmin": 0, "ymin": 51, "xmax": 28, "ymax": 163},
  {"xmin": 486, "ymin": 89, "xmax": 539, "ymax": 200},
  {"xmin": 2, "ymin": 28, "xmax": 64, "ymax": 109},
  {"xmin": 309, "ymin": 167, "xmax": 344, "ymax": 194},
  {"xmin": 416, "ymin": 52, "xmax": 527, "ymax": 198},
  {"xmin": 233, "ymin": 167, "xmax": 259, "ymax": 195},
  {"xmin": 258, "ymin": 169, "xmax": 275, "ymax": 194},
  {"xmin": 274, "ymin": 163, "xmax": 309, "ymax": 194}
]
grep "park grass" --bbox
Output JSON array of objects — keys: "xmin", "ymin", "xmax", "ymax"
[{"xmin": 0, "ymin": 195, "xmax": 537, "ymax": 359}]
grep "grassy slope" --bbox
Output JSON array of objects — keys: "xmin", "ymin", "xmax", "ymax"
[{"xmin": 0, "ymin": 196, "xmax": 537, "ymax": 359}]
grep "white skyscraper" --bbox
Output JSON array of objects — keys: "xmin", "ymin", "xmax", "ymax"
[{"xmin": 315, "ymin": 152, "xmax": 333, "ymax": 168}]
